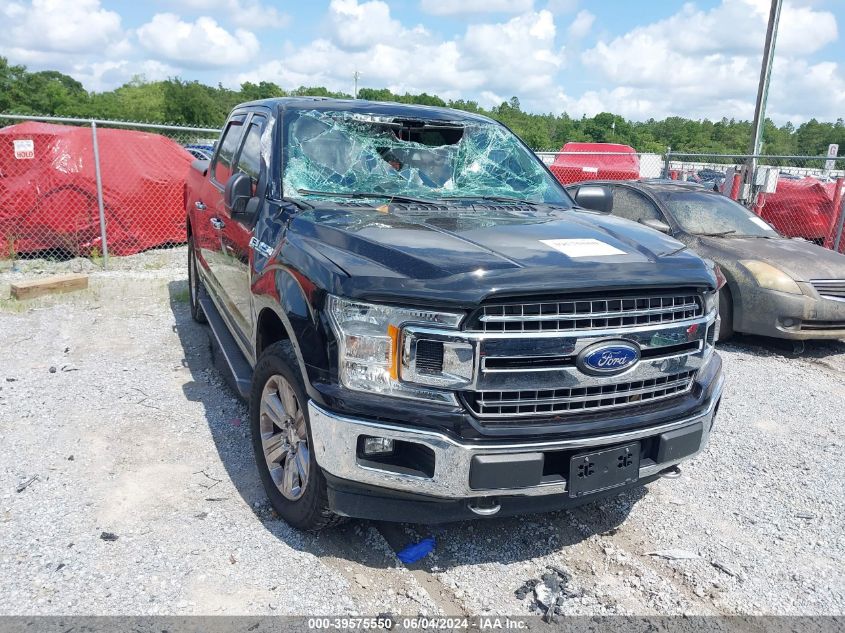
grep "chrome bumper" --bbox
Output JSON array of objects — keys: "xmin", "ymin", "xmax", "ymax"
[{"xmin": 308, "ymin": 372, "xmax": 725, "ymax": 500}]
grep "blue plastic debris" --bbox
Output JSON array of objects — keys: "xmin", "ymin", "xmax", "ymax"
[{"xmin": 396, "ymin": 537, "xmax": 435, "ymax": 564}]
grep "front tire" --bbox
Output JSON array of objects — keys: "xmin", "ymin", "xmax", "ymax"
[
  {"xmin": 250, "ymin": 341, "xmax": 343, "ymax": 531},
  {"xmin": 188, "ymin": 236, "xmax": 207, "ymax": 324}
]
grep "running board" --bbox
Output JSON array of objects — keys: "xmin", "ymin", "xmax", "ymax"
[{"xmin": 199, "ymin": 293, "xmax": 253, "ymax": 399}]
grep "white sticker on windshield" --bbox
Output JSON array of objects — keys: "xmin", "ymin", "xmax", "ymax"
[
  {"xmin": 541, "ymin": 238, "xmax": 626, "ymax": 257},
  {"xmin": 749, "ymin": 216, "xmax": 775, "ymax": 231}
]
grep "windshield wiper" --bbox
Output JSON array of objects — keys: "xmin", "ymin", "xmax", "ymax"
[
  {"xmin": 297, "ymin": 189, "xmax": 437, "ymax": 205},
  {"xmin": 280, "ymin": 196, "xmax": 313, "ymax": 211},
  {"xmin": 695, "ymin": 230, "xmax": 736, "ymax": 237},
  {"xmin": 440, "ymin": 194, "xmax": 540, "ymax": 205}
]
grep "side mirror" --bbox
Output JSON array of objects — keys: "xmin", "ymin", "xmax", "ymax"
[
  {"xmin": 574, "ymin": 185, "xmax": 613, "ymax": 213},
  {"xmin": 640, "ymin": 218, "xmax": 672, "ymax": 234},
  {"xmin": 224, "ymin": 172, "xmax": 253, "ymax": 218}
]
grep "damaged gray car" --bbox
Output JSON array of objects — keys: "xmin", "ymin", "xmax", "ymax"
[{"xmin": 566, "ymin": 180, "xmax": 845, "ymax": 342}]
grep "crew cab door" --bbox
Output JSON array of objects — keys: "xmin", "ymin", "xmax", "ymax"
[
  {"xmin": 202, "ymin": 113, "xmax": 246, "ymax": 302},
  {"xmin": 217, "ymin": 111, "xmax": 268, "ymax": 342}
]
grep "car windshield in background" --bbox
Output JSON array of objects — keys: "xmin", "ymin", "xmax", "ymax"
[
  {"xmin": 282, "ymin": 110, "xmax": 572, "ymax": 207},
  {"xmin": 659, "ymin": 191, "xmax": 781, "ymax": 237}
]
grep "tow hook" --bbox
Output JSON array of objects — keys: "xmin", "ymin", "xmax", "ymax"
[
  {"xmin": 660, "ymin": 465, "xmax": 682, "ymax": 479},
  {"xmin": 468, "ymin": 498, "xmax": 501, "ymax": 516}
]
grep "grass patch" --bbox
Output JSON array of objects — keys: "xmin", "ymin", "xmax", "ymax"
[
  {"xmin": 170, "ymin": 284, "xmax": 190, "ymax": 304},
  {"xmin": 0, "ymin": 297, "xmax": 28, "ymax": 313}
]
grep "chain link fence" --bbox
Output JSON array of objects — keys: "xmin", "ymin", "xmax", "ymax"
[
  {"xmin": 2, "ymin": 114, "xmax": 844, "ymax": 266},
  {"xmin": 665, "ymin": 152, "xmax": 845, "ymax": 251},
  {"xmin": 536, "ymin": 150, "xmax": 667, "ymax": 184},
  {"xmin": 0, "ymin": 114, "xmax": 220, "ymax": 266}
]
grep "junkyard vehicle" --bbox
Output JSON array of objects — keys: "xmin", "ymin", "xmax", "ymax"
[
  {"xmin": 567, "ymin": 180, "xmax": 845, "ymax": 341},
  {"xmin": 185, "ymin": 98, "xmax": 724, "ymax": 530}
]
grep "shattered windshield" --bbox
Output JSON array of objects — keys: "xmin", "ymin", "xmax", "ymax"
[
  {"xmin": 282, "ymin": 110, "xmax": 572, "ymax": 206},
  {"xmin": 659, "ymin": 191, "xmax": 781, "ymax": 237}
]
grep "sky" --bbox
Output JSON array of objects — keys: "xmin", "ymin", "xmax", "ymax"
[{"xmin": 1, "ymin": 0, "xmax": 844, "ymax": 124}]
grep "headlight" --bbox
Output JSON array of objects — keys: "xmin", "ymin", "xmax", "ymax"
[
  {"xmin": 326, "ymin": 295, "xmax": 465, "ymax": 403},
  {"xmin": 739, "ymin": 260, "xmax": 803, "ymax": 295},
  {"xmin": 704, "ymin": 290, "xmax": 719, "ymax": 314},
  {"xmin": 703, "ymin": 263, "xmax": 726, "ymax": 314}
]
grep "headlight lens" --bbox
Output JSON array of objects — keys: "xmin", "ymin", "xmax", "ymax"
[
  {"xmin": 704, "ymin": 290, "xmax": 719, "ymax": 314},
  {"xmin": 702, "ymin": 263, "xmax": 725, "ymax": 314},
  {"xmin": 739, "ymin": 260, "xmax": 803, "ymax": 295},
  {"xmin": 326, "ymin": 295, "xmax": 464, "ymax": 403}
]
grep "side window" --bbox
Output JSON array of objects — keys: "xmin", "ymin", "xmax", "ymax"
[
  {"xmin": 234, "ymin": 119, "xmax": 264, "ymax": 194},
  {"xmin": 612, "ymin": 188, "xmax": 663, "ymax": 223},
  {"xmin": 211, "ymin": 115, "xmax": 245, "ymax": 185}
]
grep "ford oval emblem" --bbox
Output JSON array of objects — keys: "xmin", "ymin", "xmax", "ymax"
[{"xmin": 576, "ymin": 341, "xmax": 641, "ymax": 376}]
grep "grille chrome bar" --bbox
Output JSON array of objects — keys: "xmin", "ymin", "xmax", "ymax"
[
  {"xmin": 469, "ymin": 292, "xmax": 703, "ymax": 333},
  {"xmin": 466, "ymin": 370, "xmax": 696, "ymax": 419},
  {"xmin": 811, "ymin": 280, "xmax": 845, "ymax": 299}
]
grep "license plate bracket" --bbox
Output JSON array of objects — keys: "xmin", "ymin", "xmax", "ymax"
[{"xmin": 568, "ymin": 442, "xmax": 640, "ymax": 498}]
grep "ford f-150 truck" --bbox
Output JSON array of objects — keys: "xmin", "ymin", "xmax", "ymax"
[{"xmin": 185, "ymin": 97, "xmax": 725, "ymax": 530}]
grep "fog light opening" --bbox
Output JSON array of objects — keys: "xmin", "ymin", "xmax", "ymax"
[{"xmin": 356, "ymin": 437, "xmax": 435, "ymax": 479}]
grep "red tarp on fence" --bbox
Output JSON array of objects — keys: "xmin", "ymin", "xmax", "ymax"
[
  {"xmin": 759, "ymin": 177, "xmax": 838, "ymax": 241},
  {"xmin": 0, "ymin": 121, "xmax": 192, "ymax": 257},
  {"xmin": 549, "ymin": 142, "xmax": 640, "ymax": 185}
]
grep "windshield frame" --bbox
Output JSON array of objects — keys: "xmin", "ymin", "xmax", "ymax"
[
  {"xmin": 657, "ymin": 189, "xmax": 782, "ymax": 238},
  {"xmin": 278, "ymin": 106, "xmax": 575, "ymax": 209}
]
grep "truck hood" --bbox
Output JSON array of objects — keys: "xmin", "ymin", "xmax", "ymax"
[
  {"xmin": 692, "ymin": 235, "xmax": 845, "ymax": 282},
  {"xmin": 288, "ymin": 205, "xmax": 716, "ymax": 306}
]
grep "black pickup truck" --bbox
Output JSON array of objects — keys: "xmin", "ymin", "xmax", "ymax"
[{"xmin": 185, "ymin": 97, "xmax": 725, "ymax": 530}]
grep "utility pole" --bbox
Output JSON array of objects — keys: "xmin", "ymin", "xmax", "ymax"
[
  {"xmin": 353, "ymin": 70, "xmax": 361, "ymax": 99},
  {"xmin": 745, "ymin": 0, "xmax": 782, "ymax": 194}
]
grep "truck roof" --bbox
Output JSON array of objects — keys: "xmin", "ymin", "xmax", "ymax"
[{"xmin": 236, "ymin": 96, "xmax": 494, "ymax": 124}]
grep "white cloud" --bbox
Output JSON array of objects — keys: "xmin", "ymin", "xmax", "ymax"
[
  {"xmin": 171, "ymin": 0, "xmax": 290, "ymax": 29},
  {"xmin": 327, "ymin": 0, "xmax": 413, "ymax": 50},
  {"xmin": 1, "ymin": 0, "xmax": 125, "ymax": 58},
  {"xmin": 136, "ymin": 13, "xmax": 260, "ymax": 68},
  {"xmin": 566, "ymin": 9, "xmax": 594, "ymax": 39},
  {"xmin": 576, "ymin": 0, "xmax": 842, "ymax": 123},
  {"xmin": 544, "ymin": 0, "xmax": 579, "ymax": 14},
  {"xmin": 420, "ymin": 0, "xmax": 533, "ymax": 16},
  {"xmin": 235, "ymin": 2, "xmax": 564, "ymax": 105},
  {"xmin": 73, "ymin": 60, "xmax": 179, "ymax": 93}
]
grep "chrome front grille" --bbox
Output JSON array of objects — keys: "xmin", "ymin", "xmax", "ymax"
[
  {"xmin": 466, "ymin": 370, "xmax": 697, "ymax": 419},
  {"xmin": 811, "ymin": 280, "xmax": 845, "ymax": 300},
  {"xmin": 468, "ymin": 291, "xmax": 703, "ymax": 333}
]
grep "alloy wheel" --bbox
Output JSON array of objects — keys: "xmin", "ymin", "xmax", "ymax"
[{"xmin": 259, "ymin": 374, "xmax": 310, "ymax": 501}]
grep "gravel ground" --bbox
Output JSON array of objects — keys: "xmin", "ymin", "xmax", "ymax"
[{"xmin": 1, "ymin": 248, "xmax": 843, "ymax": 616}]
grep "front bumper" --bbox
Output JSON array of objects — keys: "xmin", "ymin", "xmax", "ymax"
[
  {"xmin": 736, "ymin": 284, "xmax": 845, "ymax": 340},
  {"xmin": 308, "ymin": 369, "xmax": 724, "ymax": 516}
]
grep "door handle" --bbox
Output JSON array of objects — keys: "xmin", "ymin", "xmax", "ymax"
[
  {"xmin": 210, "ymin": 217, "xmax": 225, "ymax": 230},
  {"xmin": 194, "ymin": 200, "xmax": 207, "ymax": 211}
]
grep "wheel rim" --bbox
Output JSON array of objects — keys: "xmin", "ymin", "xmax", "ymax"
[
  {"xmin": 188, "ymin": 244, "xmax": 198, "ymax": 307},
  {"xmin": 259, "ymin": 375, "xmax": 309, "ymax": 501}
]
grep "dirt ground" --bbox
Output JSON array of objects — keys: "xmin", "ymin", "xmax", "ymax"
[{"xmin": 1, "ymin": 249, "xmax": 843, "ymax": 616}]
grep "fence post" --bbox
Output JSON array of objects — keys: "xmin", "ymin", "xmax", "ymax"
[
  {"xmin": 663, "ymin": 147, "xmax": 671, "ymax": 178},
  {"xmin": 832, "ymin": 181, "xmax": 845, "ymax": 254},
  {"xmin": 90, "ymin": 121, "xmax": 109, "ymax": 267},
  {"xmin": 823, "ymin": 177, "xmax": 844, "ymax": 250}
]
